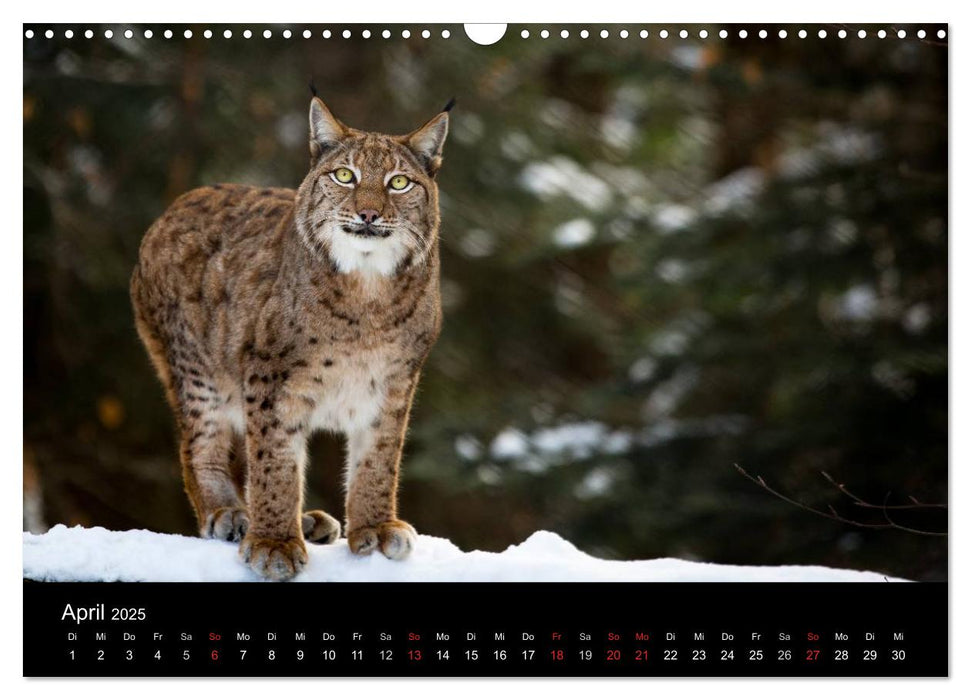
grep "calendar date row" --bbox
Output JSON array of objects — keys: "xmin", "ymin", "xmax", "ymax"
[{"xmin": 66, "ymin": 645, "xmax": 909, "ymax": 665}]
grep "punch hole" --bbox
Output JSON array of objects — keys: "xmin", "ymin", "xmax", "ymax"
[{"xmin": 463, "ymin": 24, "xmax": 506, "ymax": 46}]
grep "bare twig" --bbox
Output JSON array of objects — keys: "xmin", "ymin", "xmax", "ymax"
[
  {"xmin": 820, "ymin": 471, "xmax": 947, "ymax": 510},
  {"xmin": 734, "ymin": 464, "xmax": 946, "ymax": 537},
  {"xmin": 878, "ymin": 491, "xmax": 948, "ymax": 537}
]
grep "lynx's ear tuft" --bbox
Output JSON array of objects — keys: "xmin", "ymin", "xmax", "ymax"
[
  {"xmin": 309, "ymin": 96, "xmax": 347, "ymax": 163},
  {"xmin": 405, "ymin": 110, "xmax": 449, "ymax": 177}
]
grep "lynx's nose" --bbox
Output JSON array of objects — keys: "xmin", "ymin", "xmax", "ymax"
[{"xmin": 358, "ymin": 209, "xmax": 380, "ymax": 224}]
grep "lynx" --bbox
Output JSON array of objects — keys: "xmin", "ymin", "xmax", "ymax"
[{"xmin": 130, "ymin": 93, "xmax": 449, "ymax": 580}]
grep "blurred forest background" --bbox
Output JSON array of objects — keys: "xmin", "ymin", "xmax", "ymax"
[{"xmin": 23, "ymin": 24, "xmax": 947, "ymax": 580}]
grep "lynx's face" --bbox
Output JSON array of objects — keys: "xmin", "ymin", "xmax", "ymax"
[{"xmin": 295, "ymin": 97, "xmax": 449, "ymax": 276}]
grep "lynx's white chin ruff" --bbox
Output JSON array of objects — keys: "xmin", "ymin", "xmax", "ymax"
[{"xmin": 322, "ymin": 223, "xmax": 411, "ymax": 276}]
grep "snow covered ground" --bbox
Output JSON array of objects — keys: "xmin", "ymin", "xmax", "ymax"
[{"xmin": 23, "ymin": 525, "xmax": 902, "ymax": 583}]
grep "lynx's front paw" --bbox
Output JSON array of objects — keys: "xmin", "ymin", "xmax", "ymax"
[
  {"xmin": 203, "ymin": 507, "xmax": 249, "ymax": 543},
  {"xmin": 239, "ymin": 534, "xmax": 307, "ymax": 581},
  {"xmin": 302, "ymin": 510, "xmax": 341, "ymax": 544},
  {"xmin": 347, "ymin": 520, "xmax": 417, "ymax": 560}
]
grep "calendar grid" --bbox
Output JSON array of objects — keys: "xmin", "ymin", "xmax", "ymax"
[{"xmin": 24, "ymin": 581, "xmax": 947, "ymax": 677}]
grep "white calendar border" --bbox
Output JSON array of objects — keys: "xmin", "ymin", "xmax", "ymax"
[{"xmin": 4, "ymin": 0, "xmax": 964, "ymax": 697}]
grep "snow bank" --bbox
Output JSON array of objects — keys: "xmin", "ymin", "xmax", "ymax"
[{"xmin": 23, "ymin": 525, "xmax": 902, "ymax": 583}]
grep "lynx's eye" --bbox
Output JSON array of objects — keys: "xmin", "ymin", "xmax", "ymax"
[
  {"xmin": 389, "ymin": 175, "xmax": 412, "ymax": 192},
  {"xmin": 332, "ymin": 168, "xmax": 356, "ymax": 185}
]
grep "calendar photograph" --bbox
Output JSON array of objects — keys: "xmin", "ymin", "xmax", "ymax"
[{"xmin": 23, "ymin": 23, "xmax": 947, "ymax": 600}]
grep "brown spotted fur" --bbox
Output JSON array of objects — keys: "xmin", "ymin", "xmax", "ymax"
[{"xmin": 130, "ymin": 97, "xmax": 447, "ymax": 579}]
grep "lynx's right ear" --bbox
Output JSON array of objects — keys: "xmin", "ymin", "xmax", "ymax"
[
  {"xmin": 404, "ymin": 106, "xmax": 451, "ymax": 177},
  {"xmin": 309, "ymin": 96, "xmax": 347, "ymax": 163}
]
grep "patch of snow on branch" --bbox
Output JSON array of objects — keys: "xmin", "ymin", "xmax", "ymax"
[
  {"xmin": 552, "ymin": 218, "xmax": 597, "ymax": 249},
  {"xmin": 490, "ymin": 427, "xmax": 530, "ymax": 460},
  {"xmin": 519, "ymin": 156, "xmax": 612, "ymax": 212},
  {"xmin": 704, "ymin": 167, "xmax": 766, "ymax": 217},
  {"xmin": 488, "ymin": 422, "xmax": 634, "ymax": 472},
  {"xmin": 652, "ymin": 204, "xmax": 698, "ymax": 234},
  {"xmin": 779, "ymin": 124, "xmax": 882, "ymax": 179},
  {"xmin": 23, "ymin": 525, "xmax": 903, "ymax": 583}
]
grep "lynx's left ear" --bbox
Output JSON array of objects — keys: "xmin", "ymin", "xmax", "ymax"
[
  {"xmin": 405, "ymin": 99, "xmax": 453, "ymax": 177},
  {"xmin": 309, "ymin": 96, "xmax": 348, "ymax": 163}
]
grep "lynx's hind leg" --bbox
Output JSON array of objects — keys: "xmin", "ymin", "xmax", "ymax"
[
  {"xmin": 177, "ymin": 391, "xmax": 247, "ymax": 539},
  {"xmin": 132, "ymin": 275, "xmax": 245, "ymax": 536},
  {"xmin": 201, "ymin": 433, "xmax": 251, "ymax": 541},
  {"xmin": 204, "ymin": 506, "xmax": 250, "ymax": 542},
  {"xmin": 302, "ymin": 510, "xmax": 341, "ymax": 544},
  {"xmin": 151, "ymin": 309, "xmax": 245, "ymax": 539}
]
